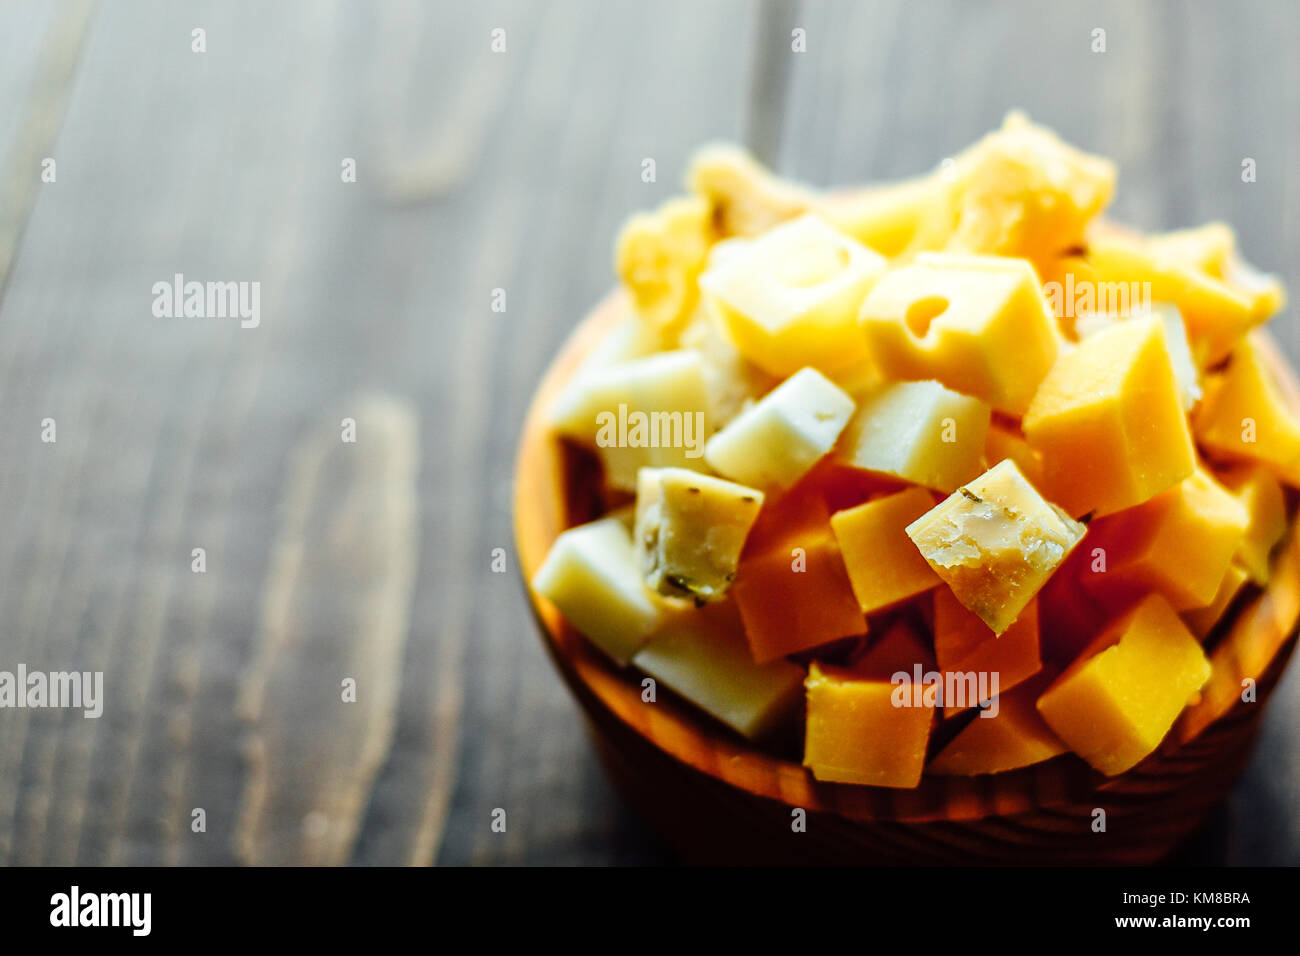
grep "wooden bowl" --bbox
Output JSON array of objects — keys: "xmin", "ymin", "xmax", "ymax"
[{"xmin": 514, "ymin": 291, "xmax": 1300, "ymax": 865}]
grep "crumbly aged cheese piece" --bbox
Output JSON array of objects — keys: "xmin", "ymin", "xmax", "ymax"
[
  {"xmin": 634, "ymin": 467, "xmax": 764, "ymax": 602},
  {"xmin": 615, "ymin": 196, "xmax": 714, "ymax": 336},
  {"xmin": 1074, "ymin": 303, "xmax": 1202, "ymax": 411},
  {"xmin": 687, "ymin": 143, "xmax": 813, "ymax": 238},
  {"xmin": 932, "ymin": 588, "xmax": 1041, "ymax": 716},
  {"xmin": 704, "ymin": 366, "xmax": 855, "ymax": 489},
  {"xmin": 906, "ymin": 459, "xmax": 1086, "ymax": 635},
  {"xmin": 928, "ymin": 673, "xmax": 1066, "ymax": 775},
  {"xmin": 731, "ymin": 495, "xmax": 865, "ymax": 663},
  {"xmin": 1036, "ymin": 593, "xmax": 1212, "ymax": 776},
  {"xmin": 803, "ymin": 659, "xmax": 934, "ymax": 788},
  {"xmin": 830, "ymin": 487, "xmax": 940, "ymax": 614},
  {"xmin": 632, "ymin": 601, "xmax": 804, "ymax": 740},
  {"xmin": 1220, "ymin": 464, "xmax": 1287, "ymax": 585},
  {"xmin": 531, "ymin": 517, "xmax": 665, "ymax": 666},
  {"xmin": 1082, "ymin": 468, "xmax": 1249, "ymax": 611},
  {"xmin": 699, "ymin": 214, "xmax": 887, "ymax": 379},
  {"xmin": 1023, "ymin": 314, "xmax": 1196, "ymax": 517},
  {"xmin": 857, "ymin": 253, "xmax": 1059, "ymax": 415},
  {"xmin": 1195, "ymin": 333, "xmax": 1300, "ymax": 485},
  {"xmin": 1182, "ymin": 561, "xmax": 1251, "ymax": 640},
  {"xmin": 832, "ymin": 380, "xmax": 990, "ymax": 493}
]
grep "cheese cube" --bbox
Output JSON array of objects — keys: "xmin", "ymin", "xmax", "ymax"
[
  {"xmin": 1036, "ymin": 594, "xmax": 1212, "ymax": 776},
  {"xmin": 830, "ymin": 487, "xmax": 941, "ymax": 613},
  {"xmin": 699, "ymin": 214, "xmax": 887, "ymax": 378},
  {"xmin": 705, "ymin": 367, "xmax": 855, "ymax": 489},
  {"xmin": 632, "ymin": 602, "xmax": 804, "ymax": 740},
  {"xmin": 803, "ymin": 661, "xmax": 934, "ymax": 788},
  {"xmin": 832, "ymin": 380, "xmax": 990, "ymax": 493},
  {"xmin": 1147, "ymin": 222, "xmax": 1236, "ymax": 277},
  {"xmin": 1082, "ymin": 468, "xmax": 1249, "ymax": 611},
  {"xmin": 1074, "ymin": 303, "xmax": 1201, "ymax": 411},
  {"xmin": 615, "ymin": 197, "xmax": 713, "ymax": 335},
  {"xmin": 547, "ymin": 313, "xmax": 662, "ymax": 435},
  {"xmin": 634, "ymin": 467, "xmax": 764, "ymax": 602},
  {"xmin": 853, "ymin": 618, "xmax": 935, "ymax": 678},
  {"xmin": 1182, "ymin": 562, "xmax": 1250, "ymax": 640},
  {"xmin": 671, "ymin": 306, "xmax": 779, "ymax": 429},
  {"xmin": 928, "ymin": 674, "xmax": 1067, "ymax": 775},
  {"xmin": 906, "ymin": 459, "xmax": 1086, "ymax": 635},
  {"xmin": 816, "ymin": 176, "xmax": 941, "ymax": 258},
  {"xmin": 1221, "ymin": 465, "xmax": 1287, "ymax": 585},
  {"xmin": 857, "ymin": 253, "xmax": 1059, "ymax": 415},
  {"xmin": 531, "ymin": 517, "xmax": 664, "ymax": 666},
  {"xmin": 933, "ymin": 589, "xmax": 1041, "ymax": 715},
  {"xmin": 687, "ymin": 143, "xmax": 812, "ymax": 238},
  {"xmin": 1023, "ymin": 314, "xmax": 1196, "ymax": 517},
  {"xmin": 731, "ymin": 497, "xmax": 866, "ymax": 663},
  {"xmin": 983, "ymin": 419, "xmax": 1044, "ymax": 489},
  {"xmin": 1195, "ymin": 334, "xmax": 1300, "ymax": 484}
]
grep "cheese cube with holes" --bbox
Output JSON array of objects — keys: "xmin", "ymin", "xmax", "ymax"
[
  {"xmin": 1082, "ymin": 468, "xmax": 1248, "ymax": 611},
  {"xmin": 551, "ymin": 350, "xmax": 711, "ymax": 491},
  {"xmin": 731, "ymin": 496, "xmax": 866, "ymax": 663},
  {"xmin": 531, "ymin": 517, "xmax": 665, "ymax": 666},
  {"xmin": 907, "ymin": 459, "xmax": 1086, "ymax": 635},
  {"xmin": 705, "ymin": 367, "xmax": 855, "ymax": 489},
  {"xmin": 698, "ymin": 214, "xmax": 887, "ymax": 378},
  {"xmin": 615, "ymin": 197, "xmax": 713, "ymax": 336},
  {"xmin": 1195, "ymin": 334, "xmax": 1300, "ymax": 484},
  {"xmin": 857, "ymin": 253, "xmax": 1059, "ymax": 415},
  {"xmin": 632, "ymin": 602, "xmax": 804, "ymax": 740},
  {"xmin": 1036, "ymin": 594, "xmax": 1211, "ymax": 776},
  {"xmin": 1221, "ymin": 465, "xmax": 1287, "ymax": 585},
  {"xmin": 803, "ymin": 661, "xmax": 934, "ymax": 788},
  {"xmin": 832, "ymin": 380, "xmax": 990, "ymax": 493},
  {"xmin": 634, "ymin": 467, "xmax": 764, "ymax": 602},
  {"xmin": 830, "ymin": 487, "xmax": 941, "ymax": 613},
  {"xmin": 1023, "ymin": 314, "xmax": 1196, "ymax": 517}
]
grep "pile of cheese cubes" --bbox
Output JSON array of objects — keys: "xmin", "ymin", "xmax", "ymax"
[{"xmin": 532, "ymin": 113, "xmax": 1294, "ymax": 787}]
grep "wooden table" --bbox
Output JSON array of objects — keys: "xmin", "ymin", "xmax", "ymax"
[{"xmin": 0, "ymin": 0, "xmax": 1294, "ymax": 866}]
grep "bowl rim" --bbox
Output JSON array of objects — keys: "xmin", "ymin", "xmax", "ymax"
[{"xmin": 513, "ymin": 289, "xmax": 1300, "ymax": 824}]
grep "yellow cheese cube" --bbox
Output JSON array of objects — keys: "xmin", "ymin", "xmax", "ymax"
[
  {"xmin": 1074, "ymin": 303, "xmax": 1201, "ymax": 411},
  {"xmin": 531, "ymin": 517, "xmax": 665, "ymax": 666},
  {"xmin": 1220, "ymin": 465, "xmax": 1287, "ymax": 585},
  {"xmin": 704, "ymin": 367, "xmax": 855, "ymax": 489},
  {"xmin": 700, "ymin": 214, "xmax": 886, "ymax": 379},
  {"xmin": 906, "ymin": 459, "xmax": 1086, "ymax": 635},
  {"xmin": 1182, "ymin": 562, "xmax": 1250, "ymax": 640},
  {"xmin": 615, "ymin": 197, "xmax": 713, "ymax": 336},
  {"xmin": 1036, "ymin": 594, "xmax": 1211, "ymax": 776},
  {"xmin": 1195, "ymin": 334, "xmax": 1300, "ymax": 484},
  {"xmin": 632, "ymin": 602, "xmax": 804, "ymax": 740},
  {"xmin": 687, "ymin": 143, "xmax": 812, "ymax": 238},
  {"xmin": 832, "ymin": 380, "xmax": 990, "ymax": 493},
  {"xmin": 803, "ymin": 661, "xmax": 933, "ymax": 788},
  {"xmin": 816, "ymin": 176, "xmax": 941, "ymax": 257},
  {"xmin": 857, "ymin": 253, "xmax": 1059, "ymax": 415},
  {"xmin": 1023, "ymin": 314, "xmax": 1196, "ymax": 517},
  {"xmin": 1147, "ymin": 222, "xmax": 1236, "ymax": 277},
  {"xmin": 983, "ymin": 419, "xmax": 1044, "ymax": 489},
  {"xmin": 1082, "ymin": 468, "xmax": 1249, "ymax": 611},
  {"xmin": 634, "ymin": 467, "xmax": 764, "ymax": 602},
  {"xmin": 830, "ymin": 487, "xmax": 941, "ymax": 613},
  {"xmin": 928, "ymin": 674, "xmax": 1067, "ymax": 775}
]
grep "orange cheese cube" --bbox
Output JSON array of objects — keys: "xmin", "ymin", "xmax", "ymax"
[
  {"xmin": 1220, "ymin": 465, "xmax": 1287, "ymax": 584},
  {"xmin": 983, "ymin": 419, "xmax": 1044, "ymax": 489},
  {"xmin": 1036, "ymin": 594, "xmax": 1211, "ymax": 776},
  {"xmin": 1181, "ymin": 562, "xmax": 1250, "ymax": 640},
  {"xmin": 1195, "ymin": 334, "xmax": 1300, "ymax": 484},
  {"xmin": 1082, "ymin": 468, "xmax": 1249, "ymax": 611},
  {"xmin": 928, "ymin": 674, "xmax": 1067, "ymax": 775},
  {"xmin": 803, "ymin": 661, "xmax": 933, "ymax": 788},
  {"xmin": 907, "ymin": 460, "xmax": 1086, "ymax": 635},
  {"xmin": 833, "ymin": 380, "xmax": 990, "ymax": 493},
  {"xmin": 933, "ymin": 589, "xmax": 1041, "ymax": 716},
  {"xmin": 732, "ymin": 497, "xmax": 865, "ymax": 663},
  {"xmin": 699, "ymin": 214, "xmax": 887, "ymax": 378},
  {"xmin": 857, "ymin": 253, "xmax": 1059, "ymax": 415},
  {"xmin": 830, "ymin": 488, "xmax": 941, "ymax": 613},
  {"xmin": 1023, "ymin": 313, "xmax": 1196, "ymax": 517},
  {"xmin": 854, "ymin": 617, "xmax": 935, "ymax": 678}
]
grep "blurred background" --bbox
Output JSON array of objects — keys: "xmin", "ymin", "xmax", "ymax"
[{"xmin": 0, "ymin": 0, "xmax": 1294, "ymax": 865}]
